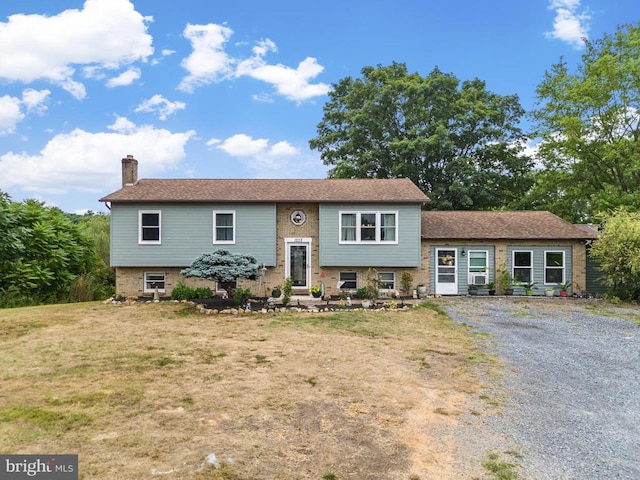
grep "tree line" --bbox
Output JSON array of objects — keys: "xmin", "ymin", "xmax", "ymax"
[{"xmin": 0, "ymin": 192, "xmax": 113, "ymax": 308}]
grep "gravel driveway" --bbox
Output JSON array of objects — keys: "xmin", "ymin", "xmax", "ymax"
[{"xmin": 436, "ymin": 297, "xmax": 640, "ymax": 480}]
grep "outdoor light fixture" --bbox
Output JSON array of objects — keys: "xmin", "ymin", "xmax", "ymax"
[{"xmin": 461, "ymin": 248, "xmax": 466, "ymax": 257}]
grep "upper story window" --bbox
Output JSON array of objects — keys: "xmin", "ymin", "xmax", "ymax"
[
  {"xmin": 513, "ymin": 251, "xmax": 532, "ymax": 283},
  {"xmin": 139, "ymin": 210, "xmax": 161, "ymax": 244},
  {"xmin": 545, "ymin": 251, "xmax": 565, "ymax": 284},
  {"xmin": 213, "ymin": 211, "xmax": 235, "ymax": 244},
  {"xmin": 339, "ymin": 211, "xmax": 398, "ymax": 244}
]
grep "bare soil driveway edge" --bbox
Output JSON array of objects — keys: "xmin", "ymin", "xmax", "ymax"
[{"xmin": 435, "ymin": 297, "xmax": 640, "ymax": 480}]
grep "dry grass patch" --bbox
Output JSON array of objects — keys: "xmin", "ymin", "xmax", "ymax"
[{"xmin": 0, "ymin": 301, "xmax": 494, "ymax": 479}]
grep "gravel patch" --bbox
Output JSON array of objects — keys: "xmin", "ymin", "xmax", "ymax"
[{"xmin": 437, "ymin": 297, "xmax": 640, "ymax": 480}]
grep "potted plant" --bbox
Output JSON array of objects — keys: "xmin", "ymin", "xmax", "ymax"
[
  {"xmin": 521, "ymin": 281, "xmax": 536, "ymax": 296},
  {"xmin": 487, "ymin": 282, "xmax": 496, "ymax": 296},
  {"xmin": 310, "ymin": 285, "xmax": 322, "ymax": 298},
  {"xmin": 468, "ymin": 284, "xmax": 479, "ymax": 296},
  {"xmin": 498, "ymin": 269, "xmax": 514, "ymax": 296},
  {"xmin": 416, "ymin": 284, "xmax": 427, "ymax": 297},
  {"xmin": 545, "ymin": 286, "xmax": 555, "ymax": 297},
  {"xmin": 559, "ymin": 281, "xmax": 572, "ymax": 297}
]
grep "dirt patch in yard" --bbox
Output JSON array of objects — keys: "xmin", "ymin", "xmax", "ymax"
[{"xmin": 0, "ymin": 301, "xmax": 495, "ymax": 479}]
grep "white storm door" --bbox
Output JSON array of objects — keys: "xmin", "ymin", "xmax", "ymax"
[
  {"xmin": 285, "ymin": 238, "xmax": 311, "ymax": 290},
  {"xmin": 435, "ymin": 248, "xmax": 458, "ymax": 295}
]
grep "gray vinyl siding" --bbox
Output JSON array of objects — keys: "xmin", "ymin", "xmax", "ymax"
[
  {"xmin": 318, "ymin": 203, "xmax": 422, "ymax": 267},
  {"xmin": 507, "ymin": 245, "xmax": 572, "ymax": 295},
  {"xmin": 110, "ymin": 203, "xmax": 276, "ymax": 267}
]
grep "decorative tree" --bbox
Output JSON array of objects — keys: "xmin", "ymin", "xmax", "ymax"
[{"xmin": 181, "ymin": 250, "xmax": 259, "ymax": 298}]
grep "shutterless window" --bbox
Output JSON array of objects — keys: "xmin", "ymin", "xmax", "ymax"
[
  {"xmin": 360, "ymin": 213, "xmax": 377, "ymax": 241},
  {"xmin": 545, "ymin": 251, "xmax": 565, "ymax": 284},
  {"xmin": 468, "ymin": 251, "xmax": 488, "ymax": 273},
  {"xmin": 213, "ymin": 211, "xmax": 235, "ymax": 243},
  {"xmin": 378, "ymin": 272, "xmax": 395, "ymax": 290},
  {"xmin": 144, "ymin": 272, "xmax": 165, "ymax": 293},
  {"xmin": 380, "ymin": 213, "xmax": 397, "ymax": 241},
  {"xmin": 341, "ymin": 213, "xmax": 357, "ymax": 241},
  {"xmin": 339, "ymin": 272, "xmax": 357, "ymax": 290},
  {"xmin": 139, "ymin": 211, "xmax": 161, "ymax": 244},
  {"xmin": 513, "ymin": 251, "xmax": 532, "ymax": 283},
  {"xmin": 339, "ymin": 211, "xmax": 398, "ymax": 243}
]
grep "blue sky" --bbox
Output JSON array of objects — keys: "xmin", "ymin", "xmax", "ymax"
[{"xmin": 0, "ymin": 0, "xmax": 636, "ymax": 213}]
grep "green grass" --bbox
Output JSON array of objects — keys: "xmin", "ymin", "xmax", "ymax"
[
  {"xmin": 475, "ymin": 451, "xmax": 525, "ymax": 480},
  {"xmin": 0, "ymin": 405, "xmax": 92, "ymax": 442}
]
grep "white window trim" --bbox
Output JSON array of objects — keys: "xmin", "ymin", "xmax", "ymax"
[
  {"xmin": 213, "ymin": 210, "xmax": 236, "ymax": 244},
  {"xmin": 139, "ymin": 210, "xmax": 161, "ymax": 245},
  {"xmin": 544, "ymin": 250, "xmax": 565, "ymax": 285},
  {"xmin": 512, "ymin": 250, "xmax": 533, "ymax": 283},
  {"xmin": 338, "ymin": 211, "xmax": 399, "ymax": 244},
  {"xmin": 144, "ymin": 272, "xmax": 166, "ymax": 293}
]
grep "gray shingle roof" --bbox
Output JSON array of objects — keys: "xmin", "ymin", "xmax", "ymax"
[
  {"xmin": 100, "ymin": 178, "xmax": 429, "ymax": 204},
  {"xmin": 421, "ymin": 210, "xmax": 598, "ymax": 240}
]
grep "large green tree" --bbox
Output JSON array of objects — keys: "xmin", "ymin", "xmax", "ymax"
[
  {"xmin": 590, "ymin": 209, "xmax": 640, "ymax": 301},
  {"xmin": 0, "ymin": 195, "xmax": 97, "ymax": 306},
  {"xmin": 309, "ymin": 62, "xmax": 533, "ymax": 210},
  {"xmin": 526, "ymin": 22, "xmax": 640, "ymax": 222}
]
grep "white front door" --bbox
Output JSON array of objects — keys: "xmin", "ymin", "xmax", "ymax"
[
  {"xmin": 285, "ymin": 238, "xmax": 311, "ymax": 290},
  {"xmin": 435, "ymin": 248, "xmax": 458, "ymax": 295}
]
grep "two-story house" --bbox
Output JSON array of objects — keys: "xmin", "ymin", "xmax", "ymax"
[
  {"xmin": 100, "ymin": 156, "xmax": 430, "ymax": 298},
  {"xmin": 101, "ymin": 155, "xmax": 598, "ymax": 298}
]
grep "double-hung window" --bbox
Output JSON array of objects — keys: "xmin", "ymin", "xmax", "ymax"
[
  {"xmin": 545, "ymin": 251, "xmax": 565, "ymax": 284},
  {"xmin": 139, "ymin": 210, "xmax": 161, "ymax": 244},
  {"xmin": 512, "ymin": 251, "xmax": 532, "ymax": 283},
  {"xmin": 468, "ymin": 250, "xmax": 488, "ymax": 285},
  {"xmin": 213, "ymin": 211, "xmax": 235, "ymax": 244},
  {"xmin": 339, "ymin": 211, "xmax": 398, "ymax": 244}
]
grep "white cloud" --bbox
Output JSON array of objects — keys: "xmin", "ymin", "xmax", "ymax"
[
  {"xmin": 211, "ymin": 133, "xmax": 324, "ymax": 178},
  {"xmin": 0, "ymin": 96, "xmax": 24, "ymax": 136},
  {"xmin": 178, "ymin": 23, "xmax": 235, "ymax": 93},
  {"xmin": 235, "ymin": 38, "xmax": 329, "ymax": 102},
  {"xmin": 22, "ymin": 89, "xmax": 51, "ymax": 114},
  {"xmin": 106, "ymin": 68, "xmax": 142, "ymax": 87},
  {"xmin": 0, "ymin": 89, "xmax": 51, "ymax": 135},
  {"xmin": 545, "ymin": 0, "xmax": 590, "ymax": 49},
  {"xmin": 0, "ymin": 0, "xmax": 153, "ymax": 97},
  {"xmin": 178, "ymin": 25, "xmax": 328, "ymax": 102},
  {"xmin": 216, "ymin": 134, "xmax": 269, "ymax": 156},
  {"xmin": 135, "ymin": 94, "xmax": 186, "ymax": 120},
  {"xmin": 0, "ymin": 118, "xmax": 195, "ymax": 194}
]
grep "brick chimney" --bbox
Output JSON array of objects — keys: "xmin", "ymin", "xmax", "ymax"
[{"xmin": 121, "ymin": 154, "xmax": 138, "ymax": 187}]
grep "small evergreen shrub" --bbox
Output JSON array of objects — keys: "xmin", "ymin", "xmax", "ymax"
[
  {"xmin": 171, "ymin": 281, "xmax": 196, "ymax": 300},
  {"xmin": 234, "ymin": 287, "xmax": 252, "ymax": 306},
  {"xmin": 193, "ymin": 287, "xmax": 213, "ymax": 299}
]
